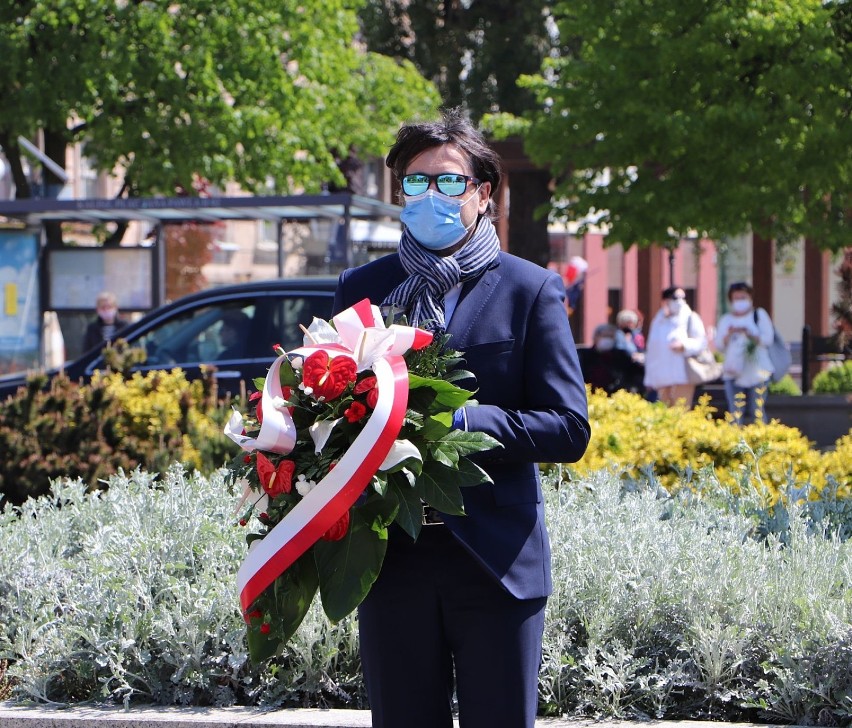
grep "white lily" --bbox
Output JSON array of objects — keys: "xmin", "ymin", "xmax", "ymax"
[
  {"xmin": 378, "ymin": 439, "xmax": 423, "ymax": 472},
  {"xmin": 309, "ymin": 417, "xmax": 341, "ymax": 454},
  {"xmin": 351, "ymin": 327, "xmax": 397, "ymax": 372},
  {"xmin": 304, "ymin": 317, "xmax": 342, "ymax": 346}
]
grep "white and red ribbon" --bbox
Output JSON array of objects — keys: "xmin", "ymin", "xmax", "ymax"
[{"xmin": 228, "ymin": 298, "xmax": 432, "ymax": 618}]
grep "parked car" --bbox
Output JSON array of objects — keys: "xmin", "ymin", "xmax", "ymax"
[{"xmin": 0, "ymin": 277, "xmax": 338, "ymax": 401}]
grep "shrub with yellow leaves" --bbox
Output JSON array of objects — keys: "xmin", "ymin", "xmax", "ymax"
[{"xmin": 557, "ymin": 388, "xmax": 849, "ymax": 503}]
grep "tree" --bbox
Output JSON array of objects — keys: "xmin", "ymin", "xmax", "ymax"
[
  {"xmin": 0, "ymin": 0, "xmax": 440, "ymax": 202},
  {"xmin": 358, "ymin": 0, "xmax": 559, "ymax": 265},
  {"xmin": 519, "ymin": 0, "xmax": 851, "ymax": 251}
]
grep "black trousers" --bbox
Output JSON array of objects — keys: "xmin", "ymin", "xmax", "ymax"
[{"xmin": 358, "ymin": 524, "xmax": 547, "ymax": 728}]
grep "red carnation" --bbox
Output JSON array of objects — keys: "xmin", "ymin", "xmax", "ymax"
[
  {"xmin": 344, "ymin": 400, "xmax": 367, "ymax": 423},
  {"xmin": 302, "ymin": 350, "xmax": 357, "ymax": 401},
  {"xmin": 322, "ymin": 510, "xmax": 350, "ymax": 541}
]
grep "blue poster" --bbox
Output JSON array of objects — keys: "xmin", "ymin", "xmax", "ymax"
[{"xmin": 0, "ymin": 231, "xmax": 40, "ymax": 375}]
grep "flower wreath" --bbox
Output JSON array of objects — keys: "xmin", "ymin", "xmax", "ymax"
[{"xmin": 224, "ymin": 298, "xmax": 500, "ymax": 661}]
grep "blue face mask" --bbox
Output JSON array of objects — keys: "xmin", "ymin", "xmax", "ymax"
[{"xmin": 400, "ymin": 188, "xmax": 479, "ymax": 251}]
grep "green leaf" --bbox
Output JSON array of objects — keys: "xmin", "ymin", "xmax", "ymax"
[
  {"xmin": 454, "ymin": 456, "xmax": 494, "ymax": 487},
  {"xmin": 429, "ymin": 441, "xmax": 460, "ymax": 468},
  {"xmin": 438, "ymin": 429, "xmax": 502, "ymax": 458},
  {"xmin": 246, "ymin": 551, "xmax": 319, "ymax": 662},
  {"xmin": 252, "ymin": 377, "xmax": 265, "ymax": 392},
  {"xmin": 388, "ymin": 471, "xmax": 423, "ymax": 541},
  {"xmin": 417, "ymin": 461, "xmax": 469, "ymax": 515},
  {"xmin": 371, "ymin": 473, "xmax": 388, "ymax": 497},
  {"xmin": 408, "ymin": 373, "xmax": 473, "ymax": 410},
  {"xmin": 278, "ymin": 357, "xmax": 299, "ymax": 387},
  {"xmin": 314, "ymin": 497, "xmax": 399, "ymax": 622},
  {"xmin": 419, "ymin": 412, "xmax": 452, "ymax": 441}
]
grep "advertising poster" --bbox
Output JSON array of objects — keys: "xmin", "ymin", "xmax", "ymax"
[{"xmin": 0, "ymin": 231, "xmax": 40, "ymax": 375}]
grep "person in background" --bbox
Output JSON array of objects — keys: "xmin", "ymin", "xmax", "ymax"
[
  {"xmin": 217, "ymin": 310, "xmax": 250, "ymax": 361},
  {"xmin": 643, "ymin": 286, "xmax": 708, "ymax": 407},
  {"xmin": 333, "ymin": 108, "xmax": 590, "ymax": 728},
  {"xmin": 579, "ymin": 323, "xmax": 645, "ymax": 394},
  {"xmin": 615, "ymin": 308, "xmax": 646, "ymax": 356},
  {"xmin": 82, "ymin": 291, "xmax": 128, "ymax": 352},
  {"xmin": 715, "ymin": 281, "xmax": 774, "ymax": 425}
]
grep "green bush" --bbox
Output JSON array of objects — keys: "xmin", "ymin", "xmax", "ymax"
[
  {"xmin": 768, "ymin": 373, "xmax": 802, "ymax": 396},
  {"xmin": 1, "ymin": 466, "xmax": 850, "ymax": 724},
  {"xmin": 812, "ymin": 360, "xmax": 852, "ymax": 393},
  {"xmin": 0, "ymin": 368, "xmax": 232, "ymax": 507}
]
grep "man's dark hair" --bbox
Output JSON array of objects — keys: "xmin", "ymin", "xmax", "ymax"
[{"xmin": 386, "ymin": 107, "xmax": 502, "ymax": 212}]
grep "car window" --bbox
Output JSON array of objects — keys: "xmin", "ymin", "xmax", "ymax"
[
  {"xmin": 135, "ymin": 302, "xmax": 257, "ymax": 366},
  {"xmin": 258, "ymin": 294, "xmax": 335, "ymax": 352}
]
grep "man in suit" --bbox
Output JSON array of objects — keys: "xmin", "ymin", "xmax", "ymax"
[{"xmin": 333, "ymin": 108, "xmax": 590, "ymax": 728}]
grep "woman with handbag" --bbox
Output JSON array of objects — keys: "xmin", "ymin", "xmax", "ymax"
[
  {"xmin": 643, "ymin": 286, "xmax": 710, "ymax": 407},
  {"xmin": 715, "ymin": 281, "xmax": 775, "ymax": 425}
]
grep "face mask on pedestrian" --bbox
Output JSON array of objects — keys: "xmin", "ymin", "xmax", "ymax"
[
  {"xmin": 400, "ymin": 189, "xmax": 480, "ymax": 251},
  {"xmin": 595, "ymin": 337, "xmax": 615, "ymax": 352},
  {"xmin": 667, "ymin": 298, "xmax": 685, "ymax": 316},
  {"xmin": 731, "ymin": 299, "xmax": 752, "ymax": 314}
]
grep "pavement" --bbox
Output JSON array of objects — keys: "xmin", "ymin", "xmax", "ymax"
[{"xmin": 0, "ymin": 704, "xmax": 801, "ymax": 728}]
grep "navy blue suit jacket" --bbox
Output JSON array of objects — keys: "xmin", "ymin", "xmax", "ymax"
[{"xmin": 334, "ymin": 251, "xmax": 590, "ymax": 600}]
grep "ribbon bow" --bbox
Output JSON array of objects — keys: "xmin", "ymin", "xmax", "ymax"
[{"xmin": 225, "ymin": 299, "xmax": 432, "ymax": 618}]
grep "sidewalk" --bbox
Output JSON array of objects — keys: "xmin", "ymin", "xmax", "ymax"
[{"xmin": 0, "ymin": 704, "xmax": 799, "ymax": 728}]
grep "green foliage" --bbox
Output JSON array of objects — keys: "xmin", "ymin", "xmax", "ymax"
[
  {"xmin": 0, "ymin": 0, "xmax": 439, "ymax": 197},
  {"xmin": 541, "ymin": 471, "xmax": 852, "ymax": 724},
  {"xmin": 358, "ymin": 1, "xmax": 555, "ymax": 120},
  {"xmin": 0, "ymin": 368, "xmax": 231, "ymax": 507},
  {"xmin": 768, "ymin": 374, "xmax": 802, "ymax": 396},
  {"xmin": 522, "ymin": 0, "xmax": 851, "ymax": 251},
  {"xmin": 812, "ymin": 360, "xmax": 852, "ymax": 393},
  {"xmin": 572, "ymin": 387, "xmax": 850, "ymax": 498},
  {"xmin": 2, "ymin": 467, "xmax": 851, "ymax": 724}
]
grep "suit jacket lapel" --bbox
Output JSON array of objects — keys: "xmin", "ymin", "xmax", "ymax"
[{"xmin": 446, "ymin": 264, "xmax": 503, "ymax": 345}]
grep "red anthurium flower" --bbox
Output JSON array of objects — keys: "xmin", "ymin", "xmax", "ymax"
[
  {"xmin": 353, "ymin": 375, "xmax": 377, "ymax": 395},
  {"xmin": 246, "ymin": 609, "xmax": 262, "ymax": 620},
  {"xmin": 249, "ymin": 390, "xmax": 264, "ymax": 423},
  {"xmin": 344, "ymin": 401, "xmax": 367, "ymax": 423},
  {"xmin": 257, "ymin": 453, "xmax": 295, "ymax": 497},
  {"xmin": 302, "ymin": 351, "xmax": 357, "ymax": 401},
  {"xmin": 322, "ymin": 510, "xmax": 350, "ymax": 541},
  {"xmin": 366, "ymin": 387, "xmax": 379, "ymax": 409},
  {"xmin": 354, "ymin": 374, "xmax": 379, "ymax": 408}
]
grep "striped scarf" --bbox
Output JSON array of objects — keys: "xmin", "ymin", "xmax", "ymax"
[{"xmin": 382, "ymin": 217, "xmax": 501, "ymax": 331}]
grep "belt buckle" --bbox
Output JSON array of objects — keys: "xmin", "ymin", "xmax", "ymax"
[{"xmin": 421, "ymin": 505, "xmax": 444, "ymax": 526}]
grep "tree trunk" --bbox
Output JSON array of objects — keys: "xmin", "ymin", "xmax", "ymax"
[
  {"xmin": 0, "ymin": 133, "xmax": 32, "ymax": 198},
  {"xmin": 43, "ymin": 128, "xmax": 68, "ymax": 247},
  {"xmin": 506, "ymin": 168, "xmax": 551, "ymax": 268}
]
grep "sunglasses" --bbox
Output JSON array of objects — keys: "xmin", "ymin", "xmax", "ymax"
[{"xmin": 401, "ymin": 172, "xmax": 480, "ymax": 197}]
